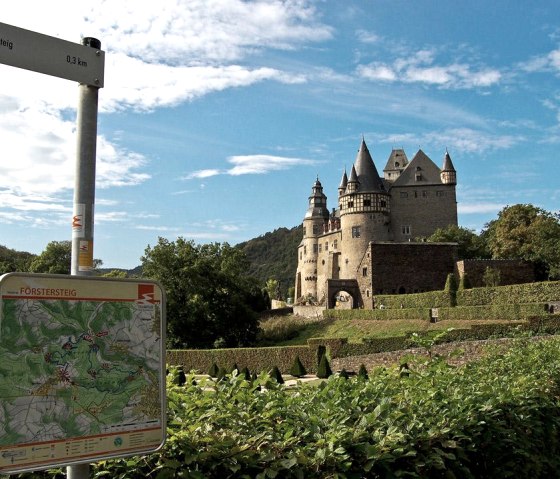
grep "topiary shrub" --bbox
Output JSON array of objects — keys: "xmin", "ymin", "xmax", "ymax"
[
  {"xmin": 270, "ymin": 366, "xmax": 284, "ymax": 384},
  {"xmin": 317, "ymin": 345, "xmax": 326, "ymax": 366},
  {"xmin": 240, "ymin": 366, "xmax": 251, "ymax": 380},
  {"xmin": 339, "ymin": 368, "xmax": 349, "ymax": 379},
  {"xmin": 216, "ymin": 367, "xmax": 227, "ymax": 382},
  {"xmin": 358, "ymin": 364, "xmax": 368, "ymax": 380},
  {"xmin": 231, "ymin": 362, "xmax": 239, "ymax": 373},
  {"xmin": 289, "ymin": 355, "xmax": 307, "ymax": 378},
  {"xmin": 208, "ymin": 362, "xmax": 219, "ymax": 378},
  {"xmin": 317, "ymin": 355, "xmax": 332, "ymax": 379},
  {"xmin": 444, "ymin": 273, "xmax": 458, "ymax": 307}
]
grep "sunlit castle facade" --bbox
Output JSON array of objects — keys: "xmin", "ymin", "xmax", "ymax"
[{"xmin": 295, "ymin": 139, "xmax": 459, "ymax": 309}]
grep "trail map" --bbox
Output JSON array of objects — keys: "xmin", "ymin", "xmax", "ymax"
[{"xmin": 0, "ymin": 274, "xmax": 166, "ymax": 474}]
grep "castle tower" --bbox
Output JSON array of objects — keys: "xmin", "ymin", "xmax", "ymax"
[
  {"xmin": 383, "ymin": 148, "xmax": 409, "ymax": 182},
  {"xmin": 295, "ymin": 177, "xmax": 329, "ymax": 300},
  {"xmin": 440, "ymin": 149, "xmax": 457, "ymax": 185},
  {"xmin": 338, "ymin": 139, "xmax": 391, "ymax": 278},
  {"xmin": 338, "ymin": 169, "xmax": 348, "ymax": 197}
]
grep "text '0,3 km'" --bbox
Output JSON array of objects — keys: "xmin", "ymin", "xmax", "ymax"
[{"xmin": 0, "ymin": 22, "xmax": 105, "ymax": 87}]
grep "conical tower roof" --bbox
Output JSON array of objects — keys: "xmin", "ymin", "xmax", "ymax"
[
  {"xmin": 338, "ymin": 169, "xmax": 348, "ymax": 190},
  {"xmin": 353, "ymin": 139, "xmax": 385, "ymax": 192},
  {"xmin": 442, "ymin": 149, "xmax": 456, "ymax": 172}
]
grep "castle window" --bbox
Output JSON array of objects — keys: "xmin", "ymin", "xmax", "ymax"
[
  {"xmin": 415, "ymin": 173, "xmax": 422, "ymax": 181},
  {"xmin": 416, "ymin": 166, "xmax": 422, "ymax": 171},
  {"xmin": 352, "ymin": 226, "xmax": 361, "ymax": 238},
  {"xmin": 318, "ymin": 244, "xmax": 322, "ymax": 253},
  {"xmin": 362, "ymin": 267, "xmax": 368, "ymax": 277},
  {"xmin": 334, "ymin": 239, "xmax": 338, "ymax": 249},
  {"xmin": 436, "ymin": 190, "xmax": 444, "ymax": 197},
  {"xmin": 304, "ymin": 246, "xmax": 307, "ymax": 255},
  {"xmin": 395, "ymin": 162, "xmax": 400, "ymax": 167},
  {"xmin": 363, "ymin": 199, "xmax": 371, "ymax": 207},
  {"xmin": 422, "ymin": 190, "xmax": 427, "ymax": 197},
  {"xmin": 299, "ymin": 252, "xmax": 302, "ymax": 260},
  {"xmin": 348, "ymin": 200, "xmax": 354, "ymax": 208},
  {"xmin": 402, "ymin": 225, "xmax": 411, "ymax": 236},
  {"xmin": 313, "ymin": 244, "xmax": 318, "ymax": 253},
  {"xmin": 380, "ymin": 200, "xmax": 387, "ymax": 207},
  {"xmin": 303, "ymin": 227, "xmax": 306, "ymax": 236},
  {"xmin": 400, "ymin": 192, "xmax": 408, "ymax": 198},
  {"xmin": 325, "ymin": 242, "xmax": 328, "ymax": 251},
  {"xmin": 312, "ymin": 224, "xmax": 319, "ymax": 235}
]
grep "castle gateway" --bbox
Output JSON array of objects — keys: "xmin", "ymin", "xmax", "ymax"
[{"xmin": 295, "ymin": 139, "xmax": 459, "ymax": 308}]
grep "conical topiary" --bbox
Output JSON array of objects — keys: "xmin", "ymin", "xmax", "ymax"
[
  {"xmin": 270, "ymin": 366, "xmax": 284, "ymax": 384},
  {"xmin": 289, "ymin": 355, "xmax": 307, "ymax": 378},
  {"xmin": 357, "ymin": 364, "xmax": 368, "ymax": 380},
  {"xmin": 317, "ymin": 354, "xmax": 332, "ymax": 379},
  {"xmin": 240, "ymin": 366, "xmax": 251, "ymax": 380},
  {"xmin": 231, "ymin": 362, "xmax": 239, "ymax": 374},
  {"xmin": 216, "ymin": 367, "xmax": 227, "ymax": 381},
  {"xmin": 317, "ymin": 345, "xmax": 326, "ymax": 366},
  {"xmin": 208, "ymin": 362, "xmax": 219, "ymax": 378},
  {"xmin": 339, "ymin": 368, "xmax": 349, "ymax": 379}
]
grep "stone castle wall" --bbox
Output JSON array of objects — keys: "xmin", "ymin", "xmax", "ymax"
[{"xmin": 456, "ymin": 259, "xmax": 535, "ymax": 287}]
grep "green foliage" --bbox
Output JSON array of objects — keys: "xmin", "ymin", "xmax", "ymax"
[
  {"xmin": 0, "ymin": 244, "xmax": 34, "ymax": 273},
  {"xmin": 458, "ymin": 272, "xmax": 472, "ymax": 290},
  {"xmin": 483, "ymin": 265, "xmax": 501, "ymax": 286},
  {"xmin": 269, "ymin": 365, "xmax": 284, "ymax": 384},
  {"xmin": 457, "ymin": 280, "xmax": 560, "ymax": 306},
  {"xmin": 317, "ymin": 354, "xmax": 332, "ymax": 379},
  {"xmin": 28, "ymin": 240, "xmax": 102, "ymax": 274},
  {"xmin": 357, "ymin": 364, "xmax": 368, "ymax": 379},
  {"xmin": 25, "ymin": 337, "xmax": 560, "ymax": 478},
  {"xmin": 28, "ymin": 240, "xmax": 72, "ymax": 274},
  {"xmin": 237, "ymin": 225, "xmax": 302, "ymax": 298},
  {"xmin": 339, "ymin": 368, "xmax": 349, "ymax": 379},
  {"xmin": 426, "ymin": 224, "xmax": 491, "ymax": 259},
  {"xmin": 208, "ymin": 362, "xmax": 219, "ymax": 377},
  {"xmin": 240, "ymin": 366, "xmax": 251, "ymax": 380},
  {"xmin": 141, "ymin": 237, "xmax": 266, "ymax": 349},
  {"xmin": 288, "ymin": 355, "xmax": 307, "ymax": 377},
  {"xmin": 484, "ymin": 204, "xmax": 560, "ymax": 279}
]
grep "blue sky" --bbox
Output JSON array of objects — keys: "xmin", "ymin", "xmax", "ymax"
[{"xmin": 1, "ymin": 0, "xmax": 559, "ymax": 269}]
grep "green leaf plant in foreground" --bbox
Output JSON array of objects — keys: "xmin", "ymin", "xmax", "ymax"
[{"xmin": 8, "ymin": 337, "xmax": 560, "ymax": 478}]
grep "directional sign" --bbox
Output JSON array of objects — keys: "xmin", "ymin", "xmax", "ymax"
[{"xmin": 0, "ymin": 22, "xmax": 104, "ymax": 87}]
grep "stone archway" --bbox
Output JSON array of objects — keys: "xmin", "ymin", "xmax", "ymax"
[{"xmin": 327, "ymin": 279, "xmax": 361, "ymax": 309}]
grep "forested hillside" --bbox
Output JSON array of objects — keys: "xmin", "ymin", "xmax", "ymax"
[{"xmin": 236, "ymin": 225, "xmax": 301, "ymax": 297}]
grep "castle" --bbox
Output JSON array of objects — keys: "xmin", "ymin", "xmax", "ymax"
[{"xmin": 295, "ymin": 139, "xmax": 459, "ymax": 309}]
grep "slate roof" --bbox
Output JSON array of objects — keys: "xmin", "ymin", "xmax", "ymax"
[
  {"xmin": 352, "ymin": 139, "xmax": 385, "ymax": 192},
  {"xmin": 391, "ymin": 149, "xmax": 443, "ymax": 187}
]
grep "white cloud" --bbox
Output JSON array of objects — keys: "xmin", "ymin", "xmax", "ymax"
[
  {"xmin": 357, "ymin": 48, "xmax": 501, "ymax": 89},
  {"xmin": 458, "ymin": 202, "xmax": 506, "ymax": 215},
  {"xmin": 183, "ymin": 154, "xmax": 320, "ymax": 180}
]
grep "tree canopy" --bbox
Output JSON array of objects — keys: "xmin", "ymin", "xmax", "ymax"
[
  {"xmin": 141, "ymin": 237, "xmax": 267, "ymax": 349},
  {"xmin": 483, "ymin": 204, "xmax": 560, "ymax": 279},
  {"xmin": 28, "ymin": 240, "xmax": 102, "ymax": 275},
  {"xmin": 425, "ymin": 225, "xmax": 491, "ymax": 260}
]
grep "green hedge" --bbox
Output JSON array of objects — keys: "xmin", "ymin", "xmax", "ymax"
[
  {"xmin": 168, "ymin": 338, "xmax": 348, "ymax": 375},
  {"xmin": 457, "ymin": 281, "xmax": 560, "ymax": 306},
  {"xmin": 437, "ymin": 303, "xmax": 549, "ymax": 321},
  {"xmin": 323, "ymin": 308, "xmax": 431, "ymax": 321},
  {"xmin": 337, "ymin": 317, "xmax": 560, "ymax": 356},
  {"xmin": 374, "ymin": 290, "xmax": 453, "ymax": 309}
]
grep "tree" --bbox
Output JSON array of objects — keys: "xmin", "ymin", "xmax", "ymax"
[
  {"xmin": 425, "ymin": 225, "xmax": 490, "ymax": 259},
  {"xmin": 29, "ymin": 240, "xmax": 102, "ymax": 274},
  {"xmin": 141, "ymin": 237, "xmax": 265, "ymax": 349},
  {"xmin": 483, "ymin": 267, "xmax": 501, "ymax": 287},
  {"xmin": 29, "ymin": 241, "xmax": 72, "ymax": 274},
  {"xmin": 483, "ymin": 204, "xmax": 560, "ymax": 279}
]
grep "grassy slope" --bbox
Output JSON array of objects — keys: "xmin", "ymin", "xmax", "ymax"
[{"xmin": 259, "ymin": 315, "xmax": 521, "ymax": 346}]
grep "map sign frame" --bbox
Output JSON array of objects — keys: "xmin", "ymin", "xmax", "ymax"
[{"xmin": 0, "ymin": 273, "xmax": 166, "ymax": 474}]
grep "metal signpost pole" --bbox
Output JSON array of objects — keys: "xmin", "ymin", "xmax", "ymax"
[{"xmin": 68, "ymin": 37, "xmax": 102, "ymax": 479}]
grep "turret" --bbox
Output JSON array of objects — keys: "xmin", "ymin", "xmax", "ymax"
[
  {"xmin": 338, "ymin": 170, "xmax": 348, "ymax": 197},
  {"xmin": 440, "ymin": 149, "xmax": 457, "ymax": 185},
  {"xmin": 346, "ymin": 166, "xmax": 359, "ymax": 193}
]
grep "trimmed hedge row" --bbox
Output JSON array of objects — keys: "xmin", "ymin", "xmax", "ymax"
[
  {"xmin": 167, "ymin": 338, "xmax": 347, "ymax": 375},
  {"xmin": 336, "ymin": 317, "xmax": 560, "ymax": 357},
  {"xmin": 457, "ymin": 281, "xmax": 560, "ymax": 306},
  {"xmin": 374, "ymin": 290, "xmax": 452, "ymax": 309},
  {"xmin": 437, "ymin": 302, "xmax": 549, "ymax": 321},
  {"xmin": 323, "ymin": 307, "xmax": 431, "ymax": 321}
]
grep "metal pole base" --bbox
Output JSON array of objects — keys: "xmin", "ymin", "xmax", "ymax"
[{"xmin": 67, "ymin": 463, "xmax": 90, "ymax": 479}]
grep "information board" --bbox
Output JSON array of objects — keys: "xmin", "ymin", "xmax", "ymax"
[{"xmin": 0, "ymin": 273, "xmax": 166, "ymax": 474}]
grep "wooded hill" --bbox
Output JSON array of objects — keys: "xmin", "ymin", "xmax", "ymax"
[{"xmin": 236, "ymin": 225, "xmax": 301, "ymax": 298}]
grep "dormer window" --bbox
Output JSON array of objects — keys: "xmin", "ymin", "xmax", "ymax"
[
  {"xmin": 395, "ymin": 162, "xmax": 400, "ymax": 167},
  {"xmin": 416, "ymin": 166, "xmax": 421, "ymax": 171}
]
